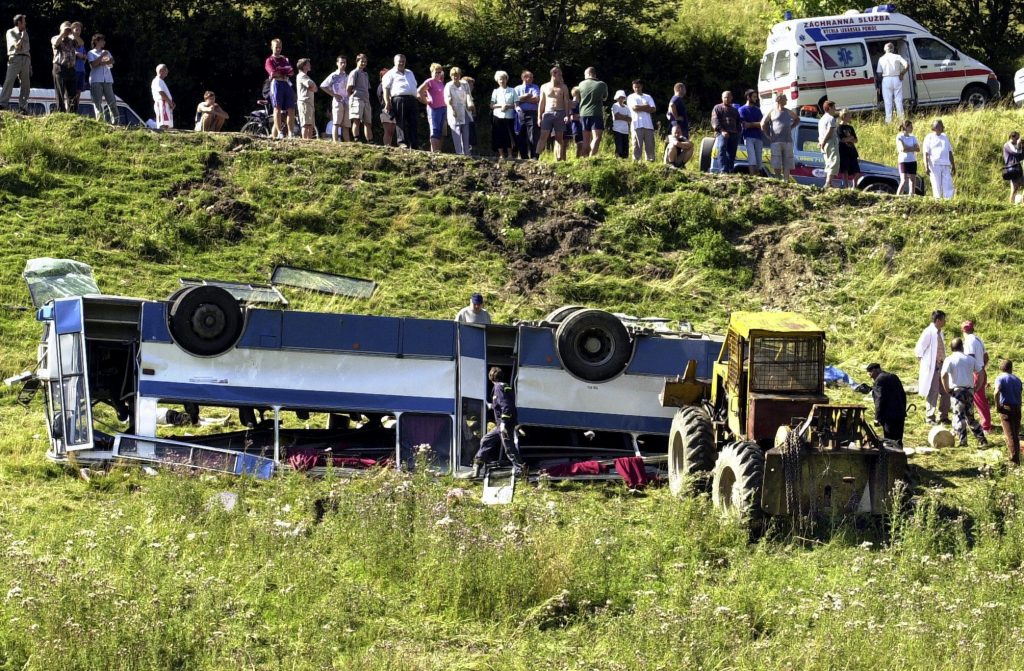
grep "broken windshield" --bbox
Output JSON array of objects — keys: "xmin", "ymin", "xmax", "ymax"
[
  {"xmin": 23, "ymin": 258, "xmax": 100, "ymax": 308},
  {"xmin": 271, "ymin": 266, "xmax": 376, "ymax": 299}
]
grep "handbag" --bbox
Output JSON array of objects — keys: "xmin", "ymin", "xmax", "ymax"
[{"xmin": 1003, "ymin": 163, "xmax": 1023, "ymax": 181}]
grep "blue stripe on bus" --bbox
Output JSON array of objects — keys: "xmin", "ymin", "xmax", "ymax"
[
  {"xmin": 518, "ymin": 326, "xmax": 561, "ymax": 368},
  {"xmin": 458, "ymin": 323, "xmax": 487, "ymax": 360},
  {"xmin": 401, "ymin": 319, "xmax": 456, "ymax": 358},
  {"xmin": 282, "ymin": 312, "xmax": 402, "ymax": 354},
  {"xmin": 625, "ymin": 337, "xmax": 719, "ymax": 377},
  {"xmin": 141, "ymin": 302, "xmax": 172, "ymax": 342},
  {"xmin": 138, "ymin": 381, "xmax": 456, "ymax": 414},
  {"xmin": 54, "ymin": 298, "xmax": 83, "ymax": 335},
  {"xmin": 517, "ymin": 407, "xmax": 671, "ymax": 434}
]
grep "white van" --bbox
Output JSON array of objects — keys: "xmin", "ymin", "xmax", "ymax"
[
  {"xmin": 3, "ymin": 87, "xmax": 144, "ymax": 126},
  {"xmin": 757, "ymin": 5, "xmax": 1000, "ymax": 114}
]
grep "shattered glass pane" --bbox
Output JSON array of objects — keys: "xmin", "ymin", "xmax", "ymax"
[
  {"xmin": 178, "ymin": 278, "xmax": 288, "ymax": 307},
  {"xmin": 114, "ymin": 435, "xmax": 275, "ymax": 479},
  {"xmin": 23, "ymin": 258, "xmax": 100, "ymax": 308},
  {"xmin": 271, "ymin": 266, "xmax": 376, "ymax": 299}
]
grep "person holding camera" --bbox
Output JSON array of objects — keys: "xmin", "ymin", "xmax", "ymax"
[
  {"xmin": 50, "ymin": 21, "xmax": 77, "ymax": 112},
  {"xmin": 1003, "ymin": 130, "xmax": 1023, "ymax": 205}
]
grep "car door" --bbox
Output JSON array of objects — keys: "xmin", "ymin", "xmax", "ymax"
[
  {"xmin": 912, "ymin": 36, "xmax": 962, "ymax": 105},
  {"xmin": 790, "ymin": 122, "xmax": 828, "ymax": 187},
  {"xmin": 819, "ymin": 40, "xmax": 875, "ymax": 110}
]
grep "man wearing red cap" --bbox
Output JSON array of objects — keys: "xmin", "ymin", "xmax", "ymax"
[{"xmin": 962, "ymin": 320, "xmax": 992, "ymax": 432}]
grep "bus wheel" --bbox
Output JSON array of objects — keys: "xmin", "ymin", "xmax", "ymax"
[{"xmin": 169, "ymin": 286, "xmax": 244, "ymax": 357}]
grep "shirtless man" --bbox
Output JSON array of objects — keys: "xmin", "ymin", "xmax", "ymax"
[{"xmin": 536, "ymin": 66, "xmax": 570, "ymax": 161}]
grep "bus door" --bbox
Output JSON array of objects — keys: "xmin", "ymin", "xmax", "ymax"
[
  {"xmin": 456, "ymin": 324, "xmax": 488, "ymax": 473},
  {"xmin": 49, "ymin": 298, "xmax": 93, "ymax": 452},
  {"xmin": 819, "ymin": 40, "xmax": 875, "ymax": 109}
]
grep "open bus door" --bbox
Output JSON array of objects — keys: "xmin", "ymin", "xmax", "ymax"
[
  {"xmin": 456, "ymin": 323, "xmax": 488, "ymax": 475},
  {"xmin": 48, "ymin": 298, "xmax": 93, "ymax": 454}
]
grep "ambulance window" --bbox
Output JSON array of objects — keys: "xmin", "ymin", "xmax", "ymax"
[
  {"xmin": 773, "ymin": 51, "xmax": 792, "ymax": 78},
  {"xmin": 914, "ymin": 38, "xmax": 957, "ymax": 61},
  {"xmin": 821, "ymin": 43, "xmax": 867, "ymax": 69},
  {"xmin": 758, "ymin": 52, "xmax": 775, "ymax": 81}
]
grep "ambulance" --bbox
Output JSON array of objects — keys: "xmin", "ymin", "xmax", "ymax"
[{"xmin": 757, "ymin": 5, "xmax": 1000, "ymax": 114}]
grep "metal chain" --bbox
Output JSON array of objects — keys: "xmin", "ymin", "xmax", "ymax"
[{"xmin": 782, "ymin": 428, "xmax": 803, "ymax": 522}]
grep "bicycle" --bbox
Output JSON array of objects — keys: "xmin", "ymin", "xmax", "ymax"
[{"xmin": 241, "ymin": 99, "xmax": 273, "ymax": 137}]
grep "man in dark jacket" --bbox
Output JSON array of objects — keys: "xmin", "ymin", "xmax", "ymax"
[
  {"xmin": 471, "ymin": 367, "xmax": 526, "ymax": 477},
  {"xmin": 867, "ymin": 362, "xmax": 907, "ymax": 445}
]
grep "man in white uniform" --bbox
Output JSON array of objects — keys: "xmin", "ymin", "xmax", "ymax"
[
  {"xmin": 915, "ymin": 309, "xmax": 950, "ymax": 425},
  {"xmin": 151, "ymin": 63, "xmax": 174, "ymax": 129},
  {"xmin": 922, "ymin": 118, "xmax": 955, "ymax": 199},
  {"xmin": 876, "ymin": 42, "xmax": 908, "ymax": 124},
  {"xmin": 941, "ymin": 337, "xmax": 988, "ymax": 447}
]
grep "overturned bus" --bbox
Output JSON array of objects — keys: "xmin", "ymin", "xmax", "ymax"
[{"xmin": 21, "ymin": 259, "xmax": 721, "ymax": 482}]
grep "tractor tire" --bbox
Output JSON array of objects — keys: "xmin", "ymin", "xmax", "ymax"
[
  {"xmin": 711, "ymin": 441, "xmax": 765, "ymax": 521},
  {"xmin": 555, "ymin": 309, "xmax": 632, "ymax": 382},
  {"xmin": 169, "ymin": 285, "xmax": 244, "ymax": 357},
  {"xmin": 668, "ymin": 406, "xmax": 716, "ymax": 495},
  {"xmin": 542, "ymin": 305, "xmax": 585, "ymax": 325},
  {"xmin": 698, "ymin": 137, "xmax": 714, "ymax": 173}
]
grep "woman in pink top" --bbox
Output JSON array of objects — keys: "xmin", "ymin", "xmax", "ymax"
[{"xmin": 417, "ymin": 63, "xmax": 447, "ymax": 152}]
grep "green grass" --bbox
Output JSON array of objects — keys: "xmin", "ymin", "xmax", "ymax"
[{"xmin": 2, "ymin": 111, "xmax": 1024, "ymax": 669}]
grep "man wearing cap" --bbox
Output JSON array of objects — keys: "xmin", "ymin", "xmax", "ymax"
[
  {"xmin": 866, "ymin": 363, "xmax": 907, "ymax": 445},
  {"xmin": 915, "ymin": 309, "xmax": 949, "ymax": 425},
  {"xmin": 610, "ymin": 89, "xmax": 630, "ymax": 159},
  {"xmin": 455, "ymin": 294, "xmax": 491, "ymax": 324},
  {"xmin": 940, "ymin": 337, "xmax": 988, "ymax": 447},
  {"xmin": 993, "ymin": 360, "xmax": 1022, "ymax": 465},
  {"xmin": 962, "ymin": 320, "xmax": 992, "ymax": 432}
]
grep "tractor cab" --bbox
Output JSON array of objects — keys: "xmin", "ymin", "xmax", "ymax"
[{"xmin": 711, "ymin": 312, "xmax": 828, "ymax": 447}]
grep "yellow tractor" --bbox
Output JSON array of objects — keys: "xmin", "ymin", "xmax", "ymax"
[{"xmin": 662, "ymin": 312, "xmax": 907, "ymax": 520}]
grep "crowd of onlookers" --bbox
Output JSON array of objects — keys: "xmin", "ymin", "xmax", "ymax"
[{"xmin": 1, "ymin": 15, "xmax": 1022, "ymax": 203}]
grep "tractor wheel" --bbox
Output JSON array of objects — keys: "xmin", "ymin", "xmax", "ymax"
[
  {"xmin": 711, "ymin": 441, "xmax": 765, "ymax": 521},
  {"xmin": 168, "ymin": 286, "xmax": 244, "ymax": 357},
  {"xmin": 555, "ymin": 309, "xmax": 632, "ymax": 382},
  {"xmin": 668, "ymin": 406, "xmax": 716, "ymax": 495}
]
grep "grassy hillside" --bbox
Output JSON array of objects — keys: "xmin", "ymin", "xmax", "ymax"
[{"xmin": 1, "ymin": 112, "xmax": 1024, "ymax": 669}]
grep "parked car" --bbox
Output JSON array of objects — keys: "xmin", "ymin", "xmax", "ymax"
[
  {"xmin": 698, "ymin": 116, "xmax": 924, "ymax": 194},
  {"xmin": 1014, "ymin": 68, "xmax": 1024, "ymax": 106},
  {"xmin": 3, "ymin": 87, "xmax": 144, "ymax": 127},
  {"xmin": 758, "ymin": 5, "xmax": 1000, "ymax": 114}
]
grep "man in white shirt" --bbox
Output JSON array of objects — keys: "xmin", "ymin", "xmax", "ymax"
[
  {"xmin": 151, "ymin": 63, "xmax": 174, "ymax": 129},
  {"xmin": 0, "ymin": 14, "xmax": 31, "ymax": 113},
  {"xmin": 915, "ymin": 309, "xmax": 950, "ymax": 425},
  {"xmin": 295, "ymin": 58, "xmax": 317, "ymax": 139},
  {"xmin": 876, "ymin": 42, "xmax": 909, "ymax": 124},
  {"xmin": 962, "ymin": 320, "xmax": 992, "ymax": 432},
  {"xmin": 922, "ymin": 118, "xmax": 955, "ymax": 199},
  {"xmin": 626, "ymin": 79, "xmax": 656, "ymax": 162},
  {"xmin": 382, "ymin": 54, "xmax": 418, "ymax": 149},
  {"xmin": 455, "ymin": 294, "xmax": 491, "ymax": 324},
  {"xmin": 319, "ymin": 55, "xmax": 349, "ymax": 142},
  {"xmin": 347, "ymin": 53, "xmax": 373, "ymax": 142},
  {"xmin": 941, "ymin": 337, "xmax": 988, "ymax": 447}
]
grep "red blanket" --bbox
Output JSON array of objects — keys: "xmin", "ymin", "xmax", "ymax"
[
  {"xmin": 613, "ymin": 456, "xmax": 649, "ymax": 489},
  {"xmin": 542, "ymin": 460, "xmax": 605, "ymax": 477}
]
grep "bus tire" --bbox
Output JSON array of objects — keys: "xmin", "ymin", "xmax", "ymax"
[
  {"xmin": 555, "ymin": 309, "xmax": 632, "ymax": 382},
  {"xmin": 698, "ymin": 137, "xmax": 715, "ymax": 173},
  {"xmin": 169, "ymin": 286, "xmax": 244, "ymax": 357},
  {"xmin": 542, "ymin": 305, "xmax": 585, "ymax": 325}
]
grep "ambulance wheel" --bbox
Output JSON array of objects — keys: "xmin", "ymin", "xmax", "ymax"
[
  {"xmin": 169, "ymin": 285, "xmax": 243, "ymax": 357},
  {"xmin": 555, "ymin": 309, "xmax": 632, "ymax": 382},
  {"xmin": 698, "ymin": 137, "xmax": 714, "ymax": 172},
  {"xmin": 711, "ymin": 441, "xmax": 765, "ymax": 522},
  {"xmin": 668, "ymin": 406, "xmax": 715, "ymax": 495},
  {"xmin": 542, "ymin": 305, "xmax": 585, "ymax": 325},
  {"xmin": 961, "ymin": 85, "xmax": 989, "ymax": 108}
]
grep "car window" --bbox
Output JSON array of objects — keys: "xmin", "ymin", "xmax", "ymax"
[
  {"xmin": 758, "ymin": 52, "xmax": 775, "ymax": 81},
  {"xmin": 797, "ymin": 125, "xmax": 818, "ymax": 152},
  {"xmin": 6, "ymin": 101, "xmax": 46, "ymax": 115},
  {"xmin": 821, "ymin": 43, "xmax": 867, "ymax": 69},
  {"xmin": 773, "ymin": 50, "xmax": 792, "ymax": 78},
  {"xmin": 118, "ymin": 105, "xmax": 142, "ymax": 127},
  {"xmin": 77, "ymin": 102, "xmax": 94, "ymax": 117},
  {"xmin": 914, "ymin": 37, "xmax": 957, "ymax": 61}
]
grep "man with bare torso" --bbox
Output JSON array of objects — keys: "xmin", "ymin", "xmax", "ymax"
[{"xmin": 536, "ymin": 66, "xmax": 570, "ymax": 161}]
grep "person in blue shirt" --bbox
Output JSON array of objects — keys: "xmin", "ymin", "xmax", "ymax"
[
  {"xmin": 514, "ymin": 70, "xmax": 540, "ymax": 159},
  {"xmin": 471, "ymin": 367, "xmax": 526, "ymax": 477},
  {"xmin": 666, "ymin": 82, "xmax": 689, "ymax": 139},
  {"xmin": 737, "ymin": 89, "xmax": 764, "ymax": 176},
  {"xmin": 994, "ymin": 359, "xmax": 1022, "ymax": 465}
]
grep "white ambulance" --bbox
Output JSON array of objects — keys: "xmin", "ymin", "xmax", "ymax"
[{"xmin": 757, "ymin": 5, "xmax": 1000, "ymax": 114}]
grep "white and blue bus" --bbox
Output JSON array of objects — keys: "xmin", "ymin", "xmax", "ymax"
[{"xmin": 24, "ymin": 260, "xmax": 721, "ymax": 481}]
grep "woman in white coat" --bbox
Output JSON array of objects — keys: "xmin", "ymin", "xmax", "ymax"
[{"xmin": 914, "ymin": 309, "xmax": 950, "ymax": 424}]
